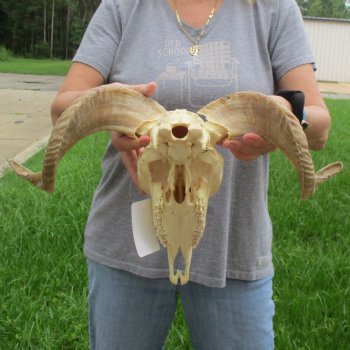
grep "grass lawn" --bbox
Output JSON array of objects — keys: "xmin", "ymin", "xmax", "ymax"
[
  {"xmin": 0, "ymin": 57, "xmax": 71, "ymax": 76},
  {"xmin": 0, "ymin": 99, "xmax": 349, "ymax": 349}
]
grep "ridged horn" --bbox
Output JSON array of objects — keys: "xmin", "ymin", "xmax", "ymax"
[
  {"xmin": 198, "ymin": 91, "xmax": 343, "ymax": 199},
  {"xmin": 10, "ymin": 85, "xmax": 166, "ymax": 193}
]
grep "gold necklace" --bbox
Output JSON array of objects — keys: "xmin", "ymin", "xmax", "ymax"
[{"xmin": 173, "ymin": 0, "xmax": 218, "ymax": 56}]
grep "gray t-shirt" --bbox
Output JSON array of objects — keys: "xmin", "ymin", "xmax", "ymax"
[{"xmin": 74, "ymin": 0, "xmax": 314, "ymax": 287}]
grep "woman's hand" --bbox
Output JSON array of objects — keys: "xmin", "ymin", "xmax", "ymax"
[
  {"xmin": 222, "ymin": 133, "xmax": 276, "ymax": 161},
  {"xmin": 110, "ymin": 81, "xmax": 156, "ymax": 151},
  {"xmin": 111, "ymin": 133, "xmax": 150, "ymax": 189},
  {"xmin": 221, "ymin": 95, "xmax": 292, "ymax": 161},
  {"xmin": 110, "ymin": 81, "xmax": 157, "ymax": 189}
]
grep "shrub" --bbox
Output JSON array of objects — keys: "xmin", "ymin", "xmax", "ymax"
[
  {"xmin": 33, "ymin": 42, "xmax": 50, "ymax": 58},
  {"xmin": 0, "ymin": 45, "xmax": 12, "ymax": 61}
]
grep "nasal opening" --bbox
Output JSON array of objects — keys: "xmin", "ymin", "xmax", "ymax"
[{"xmin": 172, "ymin": 125, "xmax": 188, "ymax": 139}]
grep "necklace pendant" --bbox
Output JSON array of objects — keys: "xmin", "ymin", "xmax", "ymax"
[{"xmin": 190, "ymin": 45, "xmax": 200, "ymax": 56}]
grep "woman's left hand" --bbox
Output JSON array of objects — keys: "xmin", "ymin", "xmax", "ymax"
[
  {"xmin": 222, "ymin": 94, "xmax": 292, "ymax": 161},
  {"xmin": 222, "ymin": 133, "xmax": 276, "ymax": 161}
]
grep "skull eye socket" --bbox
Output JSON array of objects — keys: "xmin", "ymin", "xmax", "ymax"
[{"xmin": 172, "ymin": 125, "xmax": 188, "ymax": 139}]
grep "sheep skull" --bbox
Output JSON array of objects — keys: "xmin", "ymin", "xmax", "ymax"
[
  {"xmin": 9, "ymin": 86, "xmax": 343, "ymax": 285},
  {"xmin": 138, "ymin": 110, "xmax": 224, "ymax": 284}
]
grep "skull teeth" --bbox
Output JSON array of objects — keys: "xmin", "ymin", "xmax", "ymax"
[{"xmin": 169, "ymin": 269, "xmax": 189, "ymax": 285}]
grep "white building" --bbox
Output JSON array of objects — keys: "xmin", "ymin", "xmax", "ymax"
[{"xmin": 303, "ymin": 17, "xmax": 350, "ymax": 83}]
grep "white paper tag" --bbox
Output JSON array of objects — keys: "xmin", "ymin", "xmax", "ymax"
[{"xmin": 131, "ymin": 199, "xmax": 160, "ymax": 257}]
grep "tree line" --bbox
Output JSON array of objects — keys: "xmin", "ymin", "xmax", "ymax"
[
  {"xmin": 297, "ymin": 0, "xmax": 350, "ymax": 18},
  {"xmin": 0, "ymin": 0, "xmax": 100, "ymax": 59},
  {"xmin": 0, "ymin": 0, "xmax": 349, "ymax": 59}
]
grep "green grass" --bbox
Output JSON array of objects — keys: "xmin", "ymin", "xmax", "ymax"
[
  {"xmin": 0, "ymin": 57, "xmax": 71, "ymax": 76},
  {"xmin": 270, "ymin": 99, "xmax": 350, "ymax": 350},
  {"xmin": 0, "ymin": 100, "xmax": 349, "ymax": 349}
]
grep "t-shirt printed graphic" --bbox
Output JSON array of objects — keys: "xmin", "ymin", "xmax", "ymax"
[{"xmin": 156, "ymin": 39, "xmax": 239, "ymax": 109}]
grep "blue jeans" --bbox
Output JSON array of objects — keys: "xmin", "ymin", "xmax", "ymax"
[{"xmin": 87, "ymin": 259, "xmax": 274, "ymax": 350}]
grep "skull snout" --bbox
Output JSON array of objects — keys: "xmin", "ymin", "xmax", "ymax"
[{"xmin": 172, "ymin": 125, "xmax": 189, "ymax": 139}]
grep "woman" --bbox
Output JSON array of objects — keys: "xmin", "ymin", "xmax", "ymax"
[{"xmin": 51, "ymin": 0, "xmax": 330, "ymax": 349}]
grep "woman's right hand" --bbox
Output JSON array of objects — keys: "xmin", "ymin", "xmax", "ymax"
[
  {"xmin": 111, "ymin": 132, "xmax": 150, "ymax": 190},
  {"xmin": 110, "ymin": 81, "xmax": 157, "ymax": 190}
]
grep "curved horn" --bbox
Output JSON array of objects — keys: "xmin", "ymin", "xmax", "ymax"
[
  {"xmin": 198, "ymin": 91, "xmax": 343, "ymax": 199},
  {"xmin": 10, "ymin": 85, "xmax": 166, "ymax": 193}
]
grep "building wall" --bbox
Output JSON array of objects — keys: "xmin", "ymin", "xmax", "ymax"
[{"xmin": 304, "ymin": 17, "xmax": 350, "ymax": 83}]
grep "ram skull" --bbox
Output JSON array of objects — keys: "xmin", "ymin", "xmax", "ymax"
[{"xmin": 10, "ymin": 86, "xmax": 343, "ymax": 284}]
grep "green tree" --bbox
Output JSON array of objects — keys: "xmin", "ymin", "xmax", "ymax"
[
  {"xmin": 0, "ymin": 0, "xmax": 100, "ymax": 59},
  {"xmin": 297, "ymin": 0, "xmax": 350, "ymax": 19}
]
